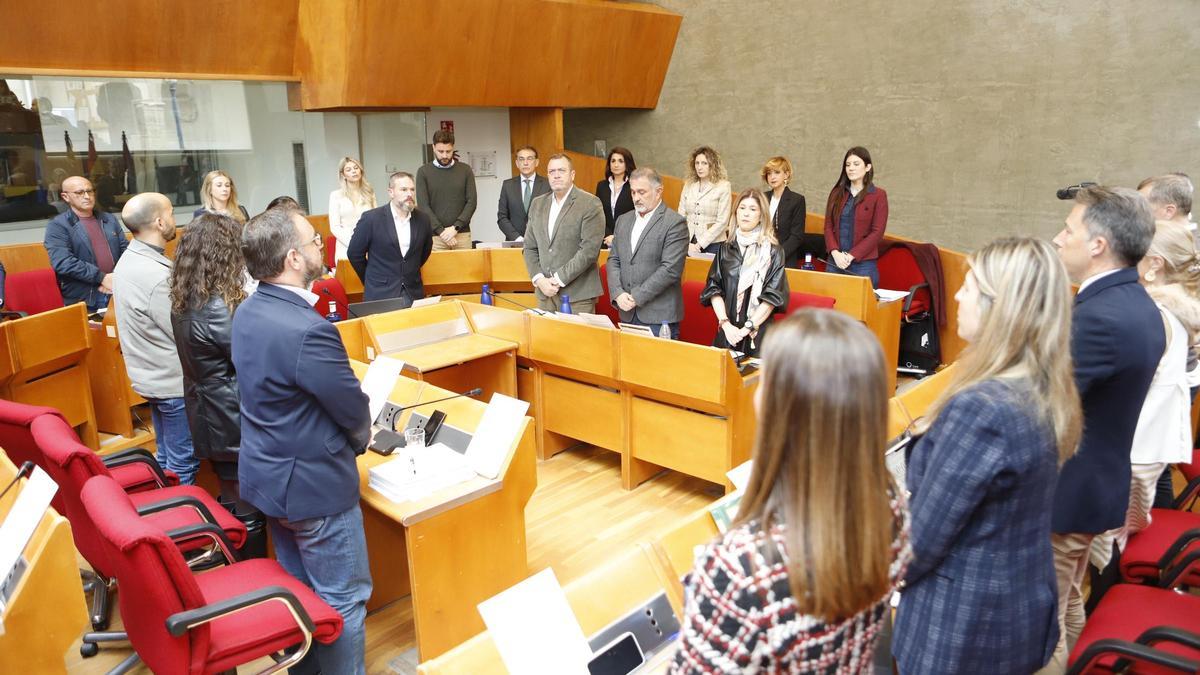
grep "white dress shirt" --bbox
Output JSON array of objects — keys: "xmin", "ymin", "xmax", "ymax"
[
  {"xmin": 1077, "ymin": 267, "xmax": 1123, "ymax": 295},
  {"xmin": 608, "ymin": 176, "xmax": 625, "ymax": 214},
  {"xmin": 391, "ymin": 203, "xmax": 412, "ymax": 256},
  {"xmin": 630, "ymin": 205, "xmax": 656, "ymax": 252},
  {"xmin": 265, "ymin": 282, "xmax": 319, "ymax": 305},
  {"xmin": 769, "ymin": 192, "xmax": 781, "ymax": 222},
  {"xmin": 547, "ymin": 186, "xmax": 572, "ymax": 240}
]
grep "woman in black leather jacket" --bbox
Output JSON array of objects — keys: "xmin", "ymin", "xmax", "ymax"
[
  {"xmin": 169, "ymin": 213, "xmax": 266, "ymax": 556},
  {"xmin": 700, "ymin": 188, "xmax": 790, "ymax": 357}
]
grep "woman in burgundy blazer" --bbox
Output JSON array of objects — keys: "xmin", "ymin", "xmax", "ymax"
[{"xmin": 824, "ymin": 147, "xmax": 889, "ymax": 288}]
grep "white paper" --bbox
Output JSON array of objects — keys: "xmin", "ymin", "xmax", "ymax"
[
  {"xmin": 361, "ymin": 355, "xmax": 405, "ymax": 423},
  {"xmin": 411, "ymin": 296, "xmax": 442, "ymax": 308},
  {"xmin": 726, "ymin": 460, "xmax": 754, "ymax": 491},
  {"xmin": 465, "ymin": 394, "xmax": 530, "ymax": 479},
  {"xmin": 577, "ymin": 312, "xmax": 614, "ymax": 329},
  {"xmin": 478, "ymin": 568, "xmax": 591, "ymax": 675},
  {"xmin": 874, "ymin": 289, "xmax": 911, "ymax": 303},
  {"xmin": 0, "ymin": 467, "xmax": 58, "ymax": 608},
  {"xmin": 367, "ymin": 442, "xmax": 476, "ymax": 502}
]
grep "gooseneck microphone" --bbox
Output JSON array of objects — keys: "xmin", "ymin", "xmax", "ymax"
[
  {"xmin": 370, "ymin": 388, "xmax": 485, "ymax": 454},
  {"xmin": 0, "ymin": 461, "xmax": 35, "ymax": 501},
  {"xmin": 396, "ymin": 388, "xmax": 484, "ymax": 412},
  {"xmin": 483, "ymin": 288, "xmax": 549, "ymax": 315}
]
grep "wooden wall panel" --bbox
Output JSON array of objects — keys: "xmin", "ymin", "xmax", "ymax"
[
  {"xmin": 295, "ymin": 0, "xmax": 682, "ymax": 110},
  {"xmin": 0, "ymin": 1, "xmax": 298, "ymax": 79},
  {"xmin": 509, "ymin": 108, "xmax": 564, "ymax": 173}
]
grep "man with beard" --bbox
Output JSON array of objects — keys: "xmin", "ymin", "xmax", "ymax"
[
  {"xmin": 232, "ymin": 205, "xmax": 373, "ymax": 674},
  {"xmin": 347, "ymin": 171, "xmax": 433, "ymax": 304},
  {"xmin": 113, "ymin": 192, "xmax": 198, "ymax": 484}
]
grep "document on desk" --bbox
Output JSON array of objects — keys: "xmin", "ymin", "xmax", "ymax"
[
  {"xmin": 465, "ymin": 394, "xmax": 530, "ymax": 479},
  {"xmin": 874, "ymin": 288, "xmax": 911, "ymax": 303},
  {"xmin": 361, "ymin": 355, "xmax": 405, "ymax": 423},
  {"xmin": 411, "ymin": 295, "xmax": 441, "ymax": 308},
  {"xmin": 367, "ymin": 443, "xmax": 476, "ymax": 502},
  {"xmin": 727, "ymin": 460, "xmax": 754, "ymax": 492},
  {"xmin": 0, "ymin": 467, "xmax": 58, "ymax": 617},
  {"xmin": 478, "ymin": 568, "xmax": 591, "ymax": 675}
]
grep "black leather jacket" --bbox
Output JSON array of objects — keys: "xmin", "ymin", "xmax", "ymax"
[
  {"xmin": 172, "ymin": 296, "xmax": 240, "ymax": 463},
  {"xmin": 700, "ymin": 239, "xmax": 790, "ymax": 356}
]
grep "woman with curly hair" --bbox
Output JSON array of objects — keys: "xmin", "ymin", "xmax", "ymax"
[
  {"xmin": 680, "ymin": 146, "xmax": 732, "ymax": 256},
  {"xmin": 170, "ymin": 212, "xmax": 265, "ymax": 555}
]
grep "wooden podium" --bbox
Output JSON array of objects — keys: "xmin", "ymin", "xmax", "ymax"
[
  {"xmin": 0, "ymin": 450, "xmax": 90, "ymax": 672},
  {"xmin": 85, "ymin": 301, "xmax": 146, "ymax": 439}
]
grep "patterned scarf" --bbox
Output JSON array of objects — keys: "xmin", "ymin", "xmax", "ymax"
[{"xmin": 734, "ymin": 226, "xmax": 770, "ymax": 322}]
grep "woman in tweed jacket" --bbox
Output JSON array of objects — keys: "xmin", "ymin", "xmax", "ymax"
[{"xmin": 893, "ymin": 237, "xmax": 1082, "ymax": 674}]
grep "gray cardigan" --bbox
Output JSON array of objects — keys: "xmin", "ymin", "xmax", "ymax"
[{"xmin": 112, "ymin": 239, "xmax": 184, "ymax": 399}]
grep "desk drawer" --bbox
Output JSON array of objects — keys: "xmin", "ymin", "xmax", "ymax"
[
  {"xmin": 542, "ymin": 374, "xmax": 622, "ymax": 451},
  {"xmin": 631, "ymin": 397, "xmax": 728, "ymax": 485}
]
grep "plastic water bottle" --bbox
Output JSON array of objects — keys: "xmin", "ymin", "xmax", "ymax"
[
  {"xmin": 801, "ymin": 253, "xmax": 815, "ymax": 271},
  {"xmin": 481, "ymin": 283, "xmax": 494, "ymax": 306},
  {"xmin": 324, "ymin": 301, "xmax": 343, "ymax": 323},
  {"xmin": 659, "ymin": 322, "xmax": 670, "ymax": 339},
  {"xmin": 559, "ymin": 293, "xmax": 572, "ymax": 314}
]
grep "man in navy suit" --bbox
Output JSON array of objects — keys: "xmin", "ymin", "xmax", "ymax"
[
  {"xmin": 1048, "ymin": 185, "xmax": 1163, "ymax": 670},
  {"xmin": 347, "ymin": 171, "xmax": 433, "ymax": 303},
  {"xmin": 233, "ymin": 206, "xmax": 373, "ymax": 674}
]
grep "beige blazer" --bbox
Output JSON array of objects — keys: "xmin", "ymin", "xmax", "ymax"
[
  {"xmin": 679, "ymin": 179, "xmax": 732, "ymax": 248},
  {"xmin": 523, "ymin": 186, "xmax": 605, "ymax": 302}
]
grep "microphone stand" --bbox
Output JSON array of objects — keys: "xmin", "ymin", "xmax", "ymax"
[{"xmin": 483, "ymin": 288, "xmax": 549, "ymax": 315}]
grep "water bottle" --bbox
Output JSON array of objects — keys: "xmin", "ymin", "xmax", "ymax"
[
  {"xmin": 324, "ymin": 301, "xmax": 343, "ymax": 323},
  {"xmin": 659, "ymin": 322, "xmax": 670, "ymax": 339},
  {"xmin": 481, "ymin": 283, "xmax": 494, "ymax": 306},
  {"xmin": 801, "ymin": 253, "xmax": 815, "ymax": 271},
  {"xmin": 559, "ymin": 293, "xmax": 572, "ymax": 314}
]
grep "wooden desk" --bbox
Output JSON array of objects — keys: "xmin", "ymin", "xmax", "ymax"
[
  {"xmin": 0, "ymin": 304, "xmax": 99, "ymax": 449},
  {"xmin": 896, "ymin": 362, "xmax": 959, "ymax": 422},
  {"xmin": 0, "ymin": 450, "xmax": 90, "ymax": 672},
  {"xmin": 348, "ymin": 365, "xmax": 538, "ymax": 661},
  {"xmin": 85, "ymin": 301, "xmax": 145, "ymax": 438}
]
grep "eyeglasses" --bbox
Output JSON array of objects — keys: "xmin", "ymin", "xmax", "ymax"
[
  {"xmin": 515, "ymin": 156, "xmax": 537, "ymax": 163},
  {"xmin": 306, "ymin": 233, "xmax": 324, "ymax": 249},
  {"xmin": 66, "ymin": 189, "xmax": 96, "ymax": 196}
]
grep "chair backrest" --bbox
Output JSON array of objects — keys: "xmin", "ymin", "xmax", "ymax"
[
  {"xmin": 30, "ymin": 413, "xmax": 118, "ymax": 575},
  {"xmin": 81, "ymin": 475, "xmax": 209, "ymax": 675},
  {"xmin": 778, "ymin": 291, "xmax": 836, "ymax": 318},
  {"xmin": 679, "ymin": 280, "xmax": 719, "ymax": 346},
  {"xmin": 877, "ymin": 246, "xmax": 931, "ymax": 317},
  {"xmin": 595, "ymin": 264, "xmax": 621, "ymax": 325},
  {"xmin": 4, "ymin": 268, "xmax": 65, "ymax": 315},
  {"xmin": 310, "ymin": 277, "xmax": 350, "ymax": 321},
  {"xmin": 0, "ymin": 399, "xmax": 69, "ymax": 513},
  {"xmin": 324, "ymin": 235, "xmax": 336, "ymax": 270}
]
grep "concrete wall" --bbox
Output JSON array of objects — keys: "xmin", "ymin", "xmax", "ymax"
[{"xmin": 564, "ymin": 0, "xmax": 1199, "ymax": 252}]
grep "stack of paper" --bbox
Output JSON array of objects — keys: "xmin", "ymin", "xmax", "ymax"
[{"xmin": 367, "ymin": 443, "xmax": 476, "ymax": 502}]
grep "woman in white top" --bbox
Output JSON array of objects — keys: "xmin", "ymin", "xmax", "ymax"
[
  {"xmin": 1091, "ymin": 220, "xmax": 1200, "ymax": 569},
  {"xmin": 680, "ymin": 146, "xmax": 732, "ymax": 256},
  {"xmin": 328, "ymin": 157, "xmax": 377, "ymax": 262}
]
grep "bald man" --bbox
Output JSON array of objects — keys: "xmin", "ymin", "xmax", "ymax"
[
  {"xmin": 113, "ymin": 193, "xmax": 197, "ymax": 484},
  {"xmin": 43, "ymin": 175, "xmax": 128, "ymax": 311}
]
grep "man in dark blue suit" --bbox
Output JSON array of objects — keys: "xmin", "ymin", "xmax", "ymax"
[
  {"xmin": 233, "ymin": 206, "xmax": 373, "ymax": 674},
  {"xmin": 1048, "ymin": 185, "xmax": 1163, "ymax": 670},
  {"xmin": 347, "ymin": 171, "xmax": 433, "ymax": 303}
]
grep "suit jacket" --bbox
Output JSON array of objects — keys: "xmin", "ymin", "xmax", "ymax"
[
  {"xmin": 605, "ymin": 202, "xmax": 689, "ymax": 324},
  {"xmin": 523, "ymin": 187, "xmax": 605, "ymax": 303},
  {"xmin": 43, "ymin": 209, "xmax": 128, "ymax": 310},
  {"xmin": 769, "ymin": 187, "xmax": 807, "ymax": 267},
  {"xmin": 894, "ymin": 379, "xmax": 1060, "ymax": 675},
  {"xmin": 347, "ymin": 204, "xmax": 434, "ymax": 302},
  {"xmin": 823, "ymin": 185, "xmax": 889, "ymax": 261},
  {"xmin": 497, "ymin": 174, "xmax": 549, "ymax": 240},
  {"xmin": 595, "ymin": 178, "xmax": 635, "ymax": 238},
  {"xmin": 1053, "ymin": 267, "xmax": 1164, "ymax": 533},
  {"xmin": 231, "ymin": 283, "xmax": 371, "ymax": 521}
]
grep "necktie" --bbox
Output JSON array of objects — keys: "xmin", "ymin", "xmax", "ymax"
[{"xmin": 522, "ymin": 179, "xmax": 532, "ymax": 212}]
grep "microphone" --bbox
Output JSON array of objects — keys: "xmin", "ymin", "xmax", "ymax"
[
  {"xmin": 1056, "ymin": 182, "xmax": 1098, "ymax": 200},
  {"xmin": 0, "ymin": 461, "xmax": 35, "ymax": 502},
  {"xmin": 395, "ymin": 387, "xmax": 483, "ymax": 413},
  {"xmin": 482, "ymin": 288, "xmax": 549, "ymax": 315},
  {"xmin": 370, "ymin": 388, "xmax": 484, "ymax": 454}
]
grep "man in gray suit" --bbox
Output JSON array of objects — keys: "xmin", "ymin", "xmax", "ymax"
[
  {"xmin": 523, "ymin": 153, "xmax": 605, "ymax": 313},
  {"xmin": 497, "ymin": 145, "xmax": 551, "ymax": 241},
  {"xmin": 606, "ymin": 168, "xmax": 689, "ymax": 338}
]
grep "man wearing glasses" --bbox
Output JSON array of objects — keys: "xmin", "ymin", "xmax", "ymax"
[
  {"xmin": 43, "ymin": 175, "xmax": 129, "ymax": 311},
  {"xmin": 497, "ymin": 145, "xmax": 550, "ymax": 242}
]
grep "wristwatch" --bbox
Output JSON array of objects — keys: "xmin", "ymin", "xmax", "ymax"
[{"xmin": 743, "ymin": 320, "xmax": 756, "ymax": 331}]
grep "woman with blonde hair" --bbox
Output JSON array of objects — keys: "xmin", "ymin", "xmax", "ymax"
[
  {"xmin": 894, "ymin": 237, "xmax": 1082, "ymax": 674},
  {"xmin": 680, "ymin": 146, "xmax": 732, "ymax": 256},
  {"xmin": 193, "ymin": 170, "xmax": 249, "ymax": 224},
  {"xmin": 328, "ymin": 157, "xmax": 377, "ymax": 262},
  {"xmin": 700, "ymin": 188, "xmax": 789, "ymax": 356},
  {"xmin": 1089, "ymin": 220, "xmax": 1200, "ymax": 568},
  {"xmin": 672, "ymin": 310, "xmax": 910, "ymax": 673}
]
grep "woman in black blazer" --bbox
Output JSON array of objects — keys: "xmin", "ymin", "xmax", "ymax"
[
  {"xmin": 762, "ymin": 156, "xmax": 809, "ymax": 268},
  {"xmin": 596, "ymin": 146, "xmax": 636, "ymax": 247}
]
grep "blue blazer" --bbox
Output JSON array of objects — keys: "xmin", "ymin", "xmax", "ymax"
[
  {"xmin": 1053, "ymin": 267, "xmax": 1163, "ymax": 534},
  {"xmin": 894, "ymin": 379, "xmax": 1060, "ymax": 675},
  {"xmin": 43, "ymin": 209, "xmax": 128, "ymax": 310},
  {"xmin": 231, "ymin": 283, "xmax": 372, "ymax": 521},
  {"xmin": 346, "ymin": 205, "xmax": 433, "ymax": 302}
]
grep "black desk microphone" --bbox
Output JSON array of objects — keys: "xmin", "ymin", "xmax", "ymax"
[{"xmin": 0, "ymin": 461, "xmax": 35, "ymax": 501}]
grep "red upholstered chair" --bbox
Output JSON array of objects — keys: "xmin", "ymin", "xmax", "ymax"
[
  {"xmin": 679, "ymin": 280, "xmax": 719, "ymax": 346},
  {"xmin": 30, "ymin": 413, "xmax": 247, "ymax": 641},
  {"xmin": 1121, "ymin": 507, "xmax": 1200, "ymax": 587},
  {"xmin": 324, "ymin": 235, "xmax": 337, "ymax": 271},
  {"xmin": 1067, "ymin": 583, "xmax": 1200, "ymax": 674},
  {"xmin": 310, "ymin": 277, "xmax": 350, "ymax": 321},
  {"xmin": 3, "ymin": 268, "xmax": 65, "ymax": 315},
  {"xmin": 876, "ymin": 246, "xmax": 931, "ymax": 320},
  {"xmin": 777, "ymin": 291, "xmax": 836, "ymax": 319},
  {"xmin": 80, "ymin": 475, "xmax": 343, "ymax": 675},
  {"xmin": 595, "ymin": 264, "xmax": 621, "ymax": 326}
]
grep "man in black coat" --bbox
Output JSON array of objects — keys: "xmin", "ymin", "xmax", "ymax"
[
  {"xmin": 347, "ymin": 171, "xmax": 433, "ymax": 302},
  {"xmin": 1047, "ymin": 185, "xmax": 1163, "ymax": 670}
]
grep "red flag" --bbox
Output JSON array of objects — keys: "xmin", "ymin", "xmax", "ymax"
[{"xmin": 84, "ymin": 130, "xmax": 97, "ymax": 175}]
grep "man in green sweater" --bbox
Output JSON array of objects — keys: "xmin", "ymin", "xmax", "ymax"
[{"xmin": 416, "ymin": 129, "xmax": 478, "ymax": 250}]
